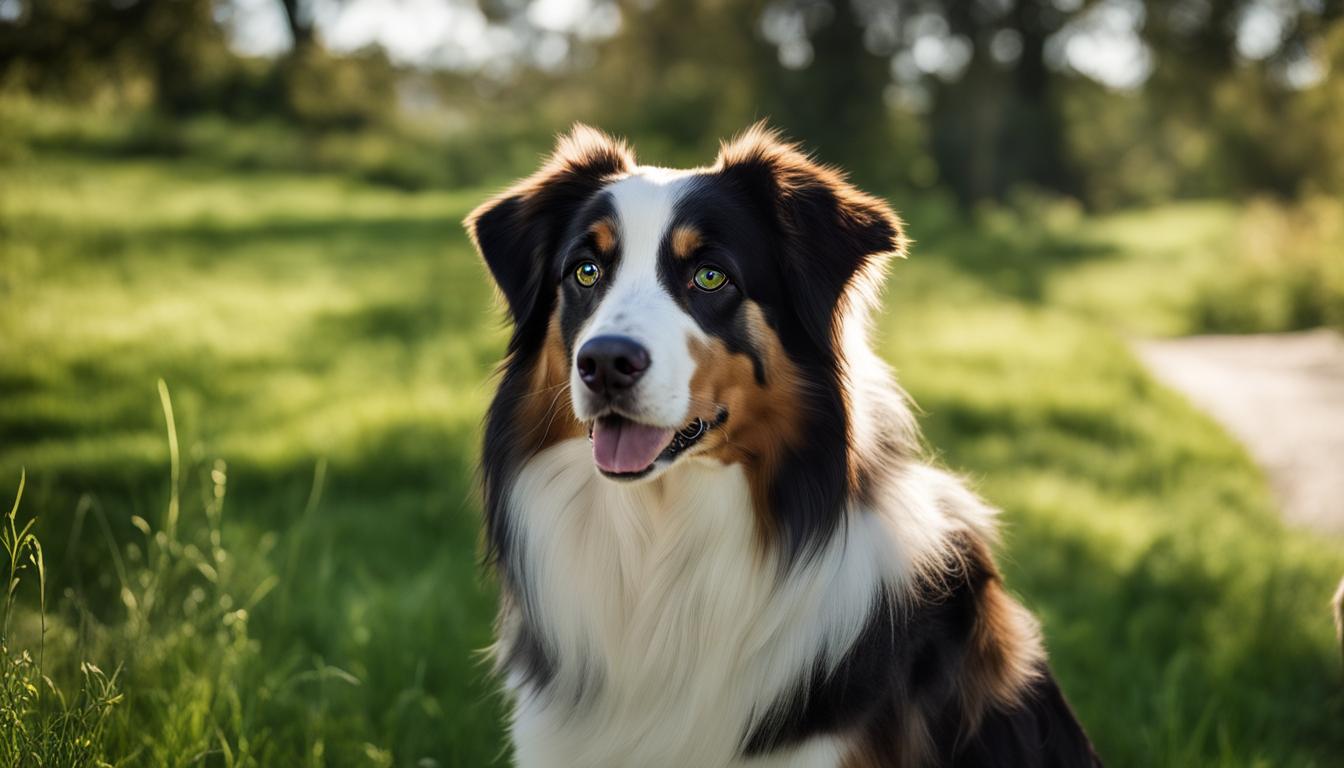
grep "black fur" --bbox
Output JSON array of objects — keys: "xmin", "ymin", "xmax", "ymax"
[
  {"xmin": 745, "ymin": 532, "xmax": 1101, "ymax": 766},
  {"xmin": 502, "ymin": 614, "xmax": 554, "ymax": 691},
  {"xmin": 935, "ymin": 673, "xmax": 1101, "ymax": 767},
  {"xmin": 744, "ymin": 591, "xmax": 901, "ymax": 755},
  {"xmin": 470, "ymin": 140, "xmax": 629, "ymax": 569},
  {"xmin": 555, "ymin": 193, "xmax": 620, "ymax": 359},
  {"xmin": 471, "ymin": 151, "xmax": 627, "ymax": 324},
  {"xmin": 712, "ymin": 151, "xmax": 900, "ymax": 355},
  {"xmin": 470, "ymin": 138, "xmax": 632, "ymax": 688},
  {"xmin": 678, "ymin": 160, "xmax": 900, "ymax": 563},
  {"xmin": 666, "ymin": 177, "xmax": 777, "ymax": 384}
]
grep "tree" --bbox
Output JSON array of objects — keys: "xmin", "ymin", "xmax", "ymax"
[
  {"xmin": 0, "ymin": 0, "xmax": 233, "ymax": 111},
  {"xmin": 277, "ymin": 0, "xmax": 318, "ymax": 52}
]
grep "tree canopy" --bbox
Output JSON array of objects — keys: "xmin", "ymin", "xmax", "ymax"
[{"xmin": 3, "ymin": 0, "xmax": 1341, "ymax": 206}]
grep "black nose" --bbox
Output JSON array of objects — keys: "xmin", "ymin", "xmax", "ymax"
[{"xmin": 577, "ymin": 335, "xmax": 650, "ymax": 393}]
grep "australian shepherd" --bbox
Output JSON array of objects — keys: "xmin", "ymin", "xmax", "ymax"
[{"xmin": 465, "ymin": 124, "xmax": 1101, "ymax": 767}]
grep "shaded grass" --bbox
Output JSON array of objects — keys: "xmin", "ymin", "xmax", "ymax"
[
  {"xmin": 1, "ymin": 144, "xmax": 1342, "ymax": 766},
  {"xmin": 0, "ymin": 95, "xmax": 552, "ymax": 193}
]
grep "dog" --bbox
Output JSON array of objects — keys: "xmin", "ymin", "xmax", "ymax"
[{"xmin": 466, "ymin": 124, "xmax": 1101, "ymax": 767}]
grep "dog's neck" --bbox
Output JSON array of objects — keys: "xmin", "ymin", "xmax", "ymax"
[{"xmin": 504, "ymin": 438, "xmax": 896, "ymax": 765}]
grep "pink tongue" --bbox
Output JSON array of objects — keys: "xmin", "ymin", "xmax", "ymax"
[{"xmin": 592, "ymin": 419, "xmax": 675, "ymax": 474}]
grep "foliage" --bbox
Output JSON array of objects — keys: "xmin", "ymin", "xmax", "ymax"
[
  {"xmin": 0, "ymin": 0, "xmax": 236, "ymax": 113},
  {"xmin": 1192, "ymin": 195, "xmax": 1344, "ymax": 333},
  {"xmin": 274, "ymin": 46, "xmax": 398, "ymax": 129},
  {"xmin": 0, "ymin": 376, "xmax": 407, "ymax": 766},
  {"xmin": 1, "ymin": 471, "xmax": 123, "ymax": 768},
  {"xmin": 0, "ymin": 0, "xmax": 402, "ymax": 126},
  {"xmin": 6, "ymin": 0, "xmax": 1344, "ymax": 206}
]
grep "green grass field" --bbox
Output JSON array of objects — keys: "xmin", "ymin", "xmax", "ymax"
[{"xmin": 2, "ymin": 139, "xmax": 1342, "ymax": 766}]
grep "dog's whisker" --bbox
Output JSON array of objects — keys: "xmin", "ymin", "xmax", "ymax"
[{"xmin": 515, "ymin": 387, "xmax": 569, "ymax": 445}]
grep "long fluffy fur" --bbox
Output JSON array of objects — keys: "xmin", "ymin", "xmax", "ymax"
[{"xmin": 467, "ymin": 125, "xmax": 1100, "ymax": 767}]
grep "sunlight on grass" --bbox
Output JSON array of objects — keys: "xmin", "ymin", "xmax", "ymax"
[
  {"xmin": 1045, "ymin": 202, "xmax": 1242, "ymax": 336},
  {"xmin": 1, "ymin": 146, "xmax": 1341, "ymax": 766}
]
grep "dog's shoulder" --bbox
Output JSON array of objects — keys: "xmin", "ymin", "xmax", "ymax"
[
  {"xmin": 751, "ymin": 466, "xmax": 1101, "ymax": 766},
  {"xmin": 890, "ymin": 480, "xmax": 1102, "ymax": 767},
  {"xmin": 891, "ymin": 524, "xmax": 1100, "ymax": 767}
]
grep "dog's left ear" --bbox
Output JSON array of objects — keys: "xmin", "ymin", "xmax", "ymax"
[
  {"xmin": 465, "ymin": 125, "xmax": 635, "ymax": 326},
  {"xmin": 714, "ymin": 124, "xmax": 906, "ymax": 350}
]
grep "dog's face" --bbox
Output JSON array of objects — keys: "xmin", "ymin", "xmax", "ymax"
[{"xmin": 468, "ymin": 125, "xmax": 904, "ymax": 489}]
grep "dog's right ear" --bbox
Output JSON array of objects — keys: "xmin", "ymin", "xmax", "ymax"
[
  {"xmin": 465, "ymin": 125, "xmax": 635, "ymax": 325},
  {"xmin": 712, "ymin": 123, "xmax": 906, "ymax": 355}
]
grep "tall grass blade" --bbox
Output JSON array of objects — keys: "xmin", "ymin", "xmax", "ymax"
[{"xmin": 157, "ymin": 379, "xmax": 181, "ymax": 542}]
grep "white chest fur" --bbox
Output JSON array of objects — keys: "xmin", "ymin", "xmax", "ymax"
[{"xmin": 500, "ymin": 438, "xmax": 906, "ymax": 768}]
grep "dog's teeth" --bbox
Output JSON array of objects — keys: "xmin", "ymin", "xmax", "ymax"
[{"xmin": 679, "ymin": 419, "xmax": 707, "ymax": 441}]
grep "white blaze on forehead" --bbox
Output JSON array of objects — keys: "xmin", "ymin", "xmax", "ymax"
[
  {"xmin": 606, "ymin": 169, "xmax": 693, "ymax": 283},
  {"xmin": 570, "ymin": 169, "xmax": 706, "ymax": 428}
]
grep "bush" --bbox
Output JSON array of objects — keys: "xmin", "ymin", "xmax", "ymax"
[
  {"xmin": 1191, "ymin": 196, "xmax": 1344, "ymax": 333},
  {"xmin": 274, "ymin": 47, "xmax": 398, "ymax": 130}
]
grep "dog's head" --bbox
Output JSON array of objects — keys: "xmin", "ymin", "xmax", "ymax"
[{"xmin": 468, "ymin": 124, "xmax": 905, "ymax": 494}]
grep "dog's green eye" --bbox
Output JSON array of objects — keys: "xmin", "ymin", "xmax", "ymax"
[
  {"xmin": 575, "ymin": 261, "xmax": 602, "ymax": 287},
  {"xmin": 693, "ymin": 265, "xmax": 728, "ymax": 292}
]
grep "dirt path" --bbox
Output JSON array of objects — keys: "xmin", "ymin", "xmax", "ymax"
[{"xmin": 1136, "ymin": 330, "xmax": 1344, "ymax": 534}]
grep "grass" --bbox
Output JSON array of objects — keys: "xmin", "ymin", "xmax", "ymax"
[
  {"xmin": 0, "ymin": 94, "xmax": 552, "ymax": 193},
  {"xmin": 1, "ymin": 130, "xmax": 1342, "ymax": 766}
]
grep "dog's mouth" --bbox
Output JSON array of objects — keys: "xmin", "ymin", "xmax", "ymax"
[{"xmin": 588, "ymin": 409, "xmax": 728, "ymax": 480}]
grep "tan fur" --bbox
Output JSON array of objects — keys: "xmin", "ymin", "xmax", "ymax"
[
  {"xmin": 839, "ymin": 713, "xmax": 931, "ymax": 768},
  {"xmin": 670, "ymin": 225, "xmax": 703, "ymax": 260},
  {"xmin": 958, "ymin": 535, "xmax": 1045, "ymax": 726},
  {"xmin": 515, "ymin": 307, "xmax": 585, "ymax": 454},
  {"xmin": 838, "ymin": 738, "xmax": 882, "ymax": 768},
  {"xmin": 687, "ymin": 302, "xmax": 805, "ymax": 542},
  {"xmin": 713, "ymin": 123, "xmax": 911, "ymax": 496},
  {"xmin": 590, "ymin": 217, "xmax": 617, "ymax": 254},
  {"xmin": 697, "ymin": 127, "xmax": 912, "ymax": 550},
  {"xmin": 841, "ymin": 529, "xmax": 1045, "ymax": 767}
]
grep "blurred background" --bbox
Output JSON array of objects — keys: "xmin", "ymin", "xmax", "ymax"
[{"xmin": 1, "ymin": 1, "xmax": 1343, "ymax": 766}]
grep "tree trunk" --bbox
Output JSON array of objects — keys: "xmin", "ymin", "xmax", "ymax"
[
  {"xmin": 278, "ymin": 0, "xmax": 315, "ymax": 51},
  {"xmin": 1006, "ymin": 0, "xmax": 1079, "ymax": 198}
]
